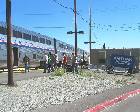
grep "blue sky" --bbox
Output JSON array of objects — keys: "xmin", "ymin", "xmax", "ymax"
[{"xmin": 0, "ymin": 0, "xmax": 140, "ymax": 51}]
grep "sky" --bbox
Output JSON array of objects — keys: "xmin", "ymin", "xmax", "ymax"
[{"xmin": 0, "ymin": 0, "xmax": 140, "ymax": 52}]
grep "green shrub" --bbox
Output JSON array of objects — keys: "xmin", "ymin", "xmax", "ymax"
[
  {"xmin": 54, "ymin": 68, "xmax": 65, "ymax": 76},
  {"xmin": 78, "ymin": 69, "xmax": 84, "ymax": 76},
  {"xmin": 49, "ymin": 77, "xmax": 55, "ymax": 80},
  {"xmin": 115, "ymin": 79, "xmax": 127, "ymax": 84},
  {"xmin": 78, "ymin": 69, "xmax": 95, "ymax": 77}
]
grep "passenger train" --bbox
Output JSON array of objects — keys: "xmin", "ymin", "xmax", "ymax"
[{"xmin": 0, "ymin": 21, "xmax": 88, "ymax": 69}]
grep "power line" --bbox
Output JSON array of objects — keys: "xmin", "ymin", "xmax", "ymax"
[
  {"xmin": 24, "ymin": 13, "xmax": 52, "ymax": 15},
  {"xmin": 33, "ymin": 26, "xmax": 65, "ymax": 29},
  {"xmin": 51, "ymin": 0, "xmax": 140, "ymax": 32},
  {"xmin": 92, "ymin": 22, "xmax": 140, "ymax": 32},
  {"xmin": 52, "ymin": 0, "xmax": 88, "ymax": 23}
]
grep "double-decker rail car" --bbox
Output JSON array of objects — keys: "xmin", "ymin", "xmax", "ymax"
[
  {"xmin": 0, "ymin": 21, "xmax": 87, "ymax": 69},
  {"xmin": 0, "ymin": 22, "xmax": 55, "ymax": 68}
]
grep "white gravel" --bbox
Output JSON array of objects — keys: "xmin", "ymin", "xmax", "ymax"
[{"xmin": 0, "ymin": 72, "xmax": 136, "ymax": 112}]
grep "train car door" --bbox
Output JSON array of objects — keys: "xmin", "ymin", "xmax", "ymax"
[{"xmin": 13, "ymin": 47, "xmax": 18, "ymax": 66}]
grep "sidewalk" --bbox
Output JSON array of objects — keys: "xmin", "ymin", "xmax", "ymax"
[{"xmin": 0, "ymin": 69, "xmax": 51, "ymax": 84}]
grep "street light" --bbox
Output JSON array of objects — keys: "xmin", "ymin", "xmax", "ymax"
[
  {"xmin": 78, "ymin": 31, "xmax": 84, "ymax": 34},
  {"xmin": 84, "ymin": 41, "xmax": 96, "ymax": 44},
  {"xmin": 84, "ymin": 41, "xmax": 96, "ymax": 66},
  {"xmin": 67, "ymin": 31, "xmax": 73, "ymax": 34},
  {"xmin": 67, "ymin": 30, "xmax": 84, "ymax": 55},
  {"xmin": 67, "ymin": 31, "xmax": 84, "ymax": 34}
]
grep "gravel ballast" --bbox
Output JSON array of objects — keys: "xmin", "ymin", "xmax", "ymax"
[{"xmin": 0, "ymin": 71, "xmax": 137, "ymax": 112}]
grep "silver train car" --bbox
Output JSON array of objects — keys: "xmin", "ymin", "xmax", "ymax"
[{"xmin": 0, "ymin": 21, "xmax": 88, "ymax": 69}]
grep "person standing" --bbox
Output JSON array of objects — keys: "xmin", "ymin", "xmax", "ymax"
[
  {"xmin": 23, "ymin": 55, "xmax": 30, "ymax": 73},
  {"xmin": 47, "ymin": 52, "xmax": 52, "ymax": 73},
  {"xmin": 71, "ymin": 53, "xmax": 76, "ymax": 73},
  {"xmin": 75, "ymin": 56, "xmax": 78, "ymax": 73},
  {"xmin": 62, "ymin": 53, "xmax": 67, "ymax": 72},
  {"xmin": 43, "ymin": 53, "xmax": 48, "ymax": 73},
  {"xmin": 54, "ymin": 53, "xmax": 59, "ymax": 68},
  {"xmin": 51, "ymin": 54, "xmax": 56, "ymax": 72}
]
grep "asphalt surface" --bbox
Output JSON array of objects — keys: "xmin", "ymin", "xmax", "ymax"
[
  {"xmin": 102, "ymin": 94, "xmax": 140, "ymax": 112},
  {"xmin": 31, "ymin": 84, "xmax": 140, "ymax": 112}
]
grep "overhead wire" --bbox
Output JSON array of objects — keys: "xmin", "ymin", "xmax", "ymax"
[
  {"xmin": 52, "ymin": 0, "xmax": 140, "ymax": 49},
  {"xmin": 52, "ymin": 0, "xmax": 88, "ymax": 23},
  {"xmin": 52, "ymin": 0, "xmax": 140, "ymax": 32}
]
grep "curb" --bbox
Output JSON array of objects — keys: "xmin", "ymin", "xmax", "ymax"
[{"xmin": 83, "ymin": 89, "xmax": 140, "ymax": 112}]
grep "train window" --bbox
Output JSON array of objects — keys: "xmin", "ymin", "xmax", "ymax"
[
  {"xmin": 33, "ymin": 54, "xmax": 36, "ymax": 59},
  {"xmin": 17, "ymin": 31, "xmax": 22, "ymax": 38},
  {"xmin": 32, "ymin": 35, "xmax": 39, "ymax": 42},
  {"xmin": 67, "ymin": 46, "xmax": 69, "ymax": 50},
  {"xmin": 46, "ymin": 39, "xmax": 51, "ymax": 45},
  {"xmin": 0, "ymin": 26, "xmax": 6, "ymax": 35},
  {"xmin": 40, "ymin": 38, "xmax": 45, "ymax": 44},
  {"xmin": 19, "ymin": 52, "xmax": 21, "ymax": 58},
  {"xmin": 59, "ymin": 43, "xmax": 64, "ymax": 48},
  {"xmin": 64, "ymin": 45, "xmax": 67, "ymax": 49},
  {"xmin": 13, "ymin": 30, "xmax": 22, "ymax": 38},
  {"xmin": 49, "ymin": 40, "xmax": 51, "ymax": 45},
  {"xmin": 23, "ymin": 33, "xmax": 31, "ymax": 40},
  {"xmin": 69, "ymin": 47, "xmax": 73, "ymax": 50},
  {"xmin": 13, "ymin": 30, "xmax": 17, "ymax": 37},
  {"xmin": 59, "ymin": 43, "xmax": 61, "ymax": 48}
]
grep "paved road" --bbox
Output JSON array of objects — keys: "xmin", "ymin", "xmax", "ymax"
[
  {"xmin": 32, "ymin": 84, "xmax": 140, "ymax": 112},
  {"xmin": 102, "ymin": 94, "xmax": 140, "ymax": 112}
]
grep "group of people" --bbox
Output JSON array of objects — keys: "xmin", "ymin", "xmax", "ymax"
[
  {"xmin": 43, "ymin": 52, "xmax": 56, "ymax": 73},
  {"xmin": 23, "ymin": 52, "xmax": 84, "ymax": 73},
  {"xmin": 43, "ymin": 52, "xmax": 79, "ymax": 73}
]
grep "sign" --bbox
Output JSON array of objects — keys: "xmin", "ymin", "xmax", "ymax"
[{"xmin": 110, "ymin": 54, "xmax": 135, "ymax": 68}]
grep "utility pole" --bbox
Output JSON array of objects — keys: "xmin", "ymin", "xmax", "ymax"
[
  {"xmin": 67, "ymin": 0, "xmax": 84, "ymax": 57},
  {"xmin": 6, "ymin": 0, "xmax": 14, "ymax": 86},
  {"xmin": 74, "ymin": 0, "xmax": 77, "ymax": 57},
  {"xmin": 53, "ymin": 38, "xmax": 57, "ymax": 54},
  {"xmin": 89, "ymin": 8, "xmax": 92, "ymax": 64},
  {"xmin": 83, "ymin": 50, "xmax": 85, "ymax": 61},
  {"xmin": 84, "ymin": 8, "xmax": 95, "ymax": 65}
]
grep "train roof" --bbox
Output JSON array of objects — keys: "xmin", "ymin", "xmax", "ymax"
[
  {"xmin": 0, "ymin": 21, "xmax": 87, "ymax": 53},
  {"xmin": 0, "ymin": 21, "xmax": 52, "ymax": 40}
]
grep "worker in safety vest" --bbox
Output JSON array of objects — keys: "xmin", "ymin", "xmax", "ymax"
[
  {"xmin": 62, "ymin": 53, "xmax": 67, "ymax": 72},
  {"xmin": 47, "ymin": 52, "xmax": 52, "ymax": 73}
]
